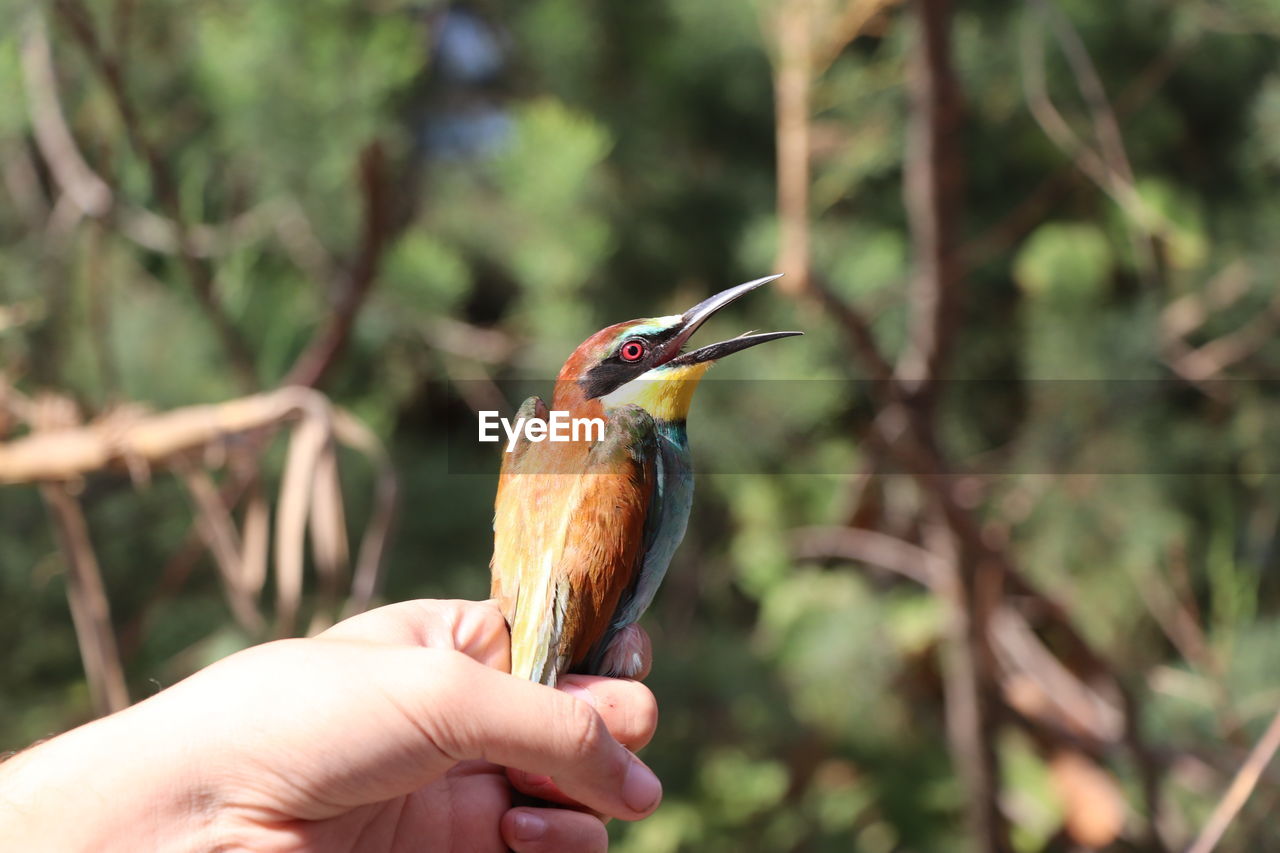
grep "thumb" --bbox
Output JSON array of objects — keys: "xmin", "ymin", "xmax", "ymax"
[{"xmin": 186, "ymin": 640, "xmax": 661, "ymax": 822}]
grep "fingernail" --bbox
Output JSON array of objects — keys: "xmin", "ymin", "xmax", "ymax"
[
  {"xmin": 622, "ymin": 758, "xmax": 662, "ymax": 813},
  {"xmin": 560, "ymin": 682, "xmax": 597, "ymax": 707},
  {"xmin": 523, "ymin": 772, "xmax": 552, "ymax": 787},
  {"xmin": 513, "ymin": 811, "xmax": 547, "ymax": 841}
]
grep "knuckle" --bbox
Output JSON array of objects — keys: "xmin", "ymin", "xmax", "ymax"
[
  {"xmin": 449, "ymin": 599, "xmax": 510, "ymax": 661},
  {"xmin": 564, "ymin": 696, "xmax": 609, "ymax": 764},
  {"xmin": 411, "ymin": 648, "xmax": 475, "ymax": 757},
  {"xmin": 470, "ymin": 602, "xmax": 509, "ymax": 642}
]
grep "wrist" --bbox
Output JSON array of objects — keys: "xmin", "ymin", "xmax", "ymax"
[{"xmin": 0, "ymin": 699, "xmax": 224, "ymax": 852}]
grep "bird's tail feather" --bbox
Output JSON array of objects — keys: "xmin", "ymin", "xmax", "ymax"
[{"xmin": 509, "ymin": 569, "xmax": 567, "ymax": 686}]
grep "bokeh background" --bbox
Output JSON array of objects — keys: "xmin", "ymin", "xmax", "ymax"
[{"xmin": 3, "ymin": 1, "xmax": 1280, "ymax": 850}]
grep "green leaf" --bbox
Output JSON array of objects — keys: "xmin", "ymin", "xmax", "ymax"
[{"xmin": 1013, "ymin": 222, "xmax": 1113, "ymax": 301}]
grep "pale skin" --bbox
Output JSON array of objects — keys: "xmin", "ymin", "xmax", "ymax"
[{"xmin": 0, "ymin": 599, "xmax": 660, "ymax": 852}]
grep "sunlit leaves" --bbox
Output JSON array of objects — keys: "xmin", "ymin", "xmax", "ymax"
[
  {"xmin": 192, "ymin": 3, "xmax": 420, "ymax": 203},
  {"xmin": 477, "ymin": 98, "xmax": 614, "ymax": 355},
  {"xmin": 1014, "ymin": 221, "xmax": 1113, "ymax": 301},
  {"xmin": 0, "ymin": 35, "xmax": 26, "ymax": 137},
  {"xmin": 382, "ymin": 233, "xmax": 471, "ymax": 317}
]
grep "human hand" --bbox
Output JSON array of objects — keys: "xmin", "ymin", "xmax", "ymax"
[{"xmin": 0, "ymin": 599, "xmax": 659, "ymax": 852}]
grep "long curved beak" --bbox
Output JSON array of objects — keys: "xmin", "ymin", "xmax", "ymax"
[{"xmin": 658, "ymin": 274, "xmax": 803, "ymax": 367}]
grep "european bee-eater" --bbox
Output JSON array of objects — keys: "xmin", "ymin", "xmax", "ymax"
[{"xmin": 490, "ymin": 275, "xmax": 800, "ymax": 686}]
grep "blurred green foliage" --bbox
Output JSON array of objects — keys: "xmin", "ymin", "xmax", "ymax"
[{"xmin": 4, "ymin": 0, "xmax": 1280, "ymax": 850}]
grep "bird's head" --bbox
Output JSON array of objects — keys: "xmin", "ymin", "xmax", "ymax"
[{"xmin": 553, "ymin": 275, "xmax": 801, "ymax": 422}]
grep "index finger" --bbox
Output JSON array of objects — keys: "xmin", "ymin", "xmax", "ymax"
[
  {"xmin": 199, "ymin": 642, "xmax": 662, "ymax": 822},
  {"xmin": 415, "ymin": 650, "xmax": 664, "ymax": 821}
]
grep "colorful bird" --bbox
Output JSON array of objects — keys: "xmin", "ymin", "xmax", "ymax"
[{"xmin": 490, "ymin": 275, "xmax": 800, "ymax": 686}]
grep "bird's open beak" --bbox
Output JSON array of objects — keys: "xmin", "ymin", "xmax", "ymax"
[{"xmin": 659, "ymin": 274, "xmax": 803, "ymax": 367}]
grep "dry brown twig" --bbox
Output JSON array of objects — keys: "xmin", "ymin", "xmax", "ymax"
[
  {"xmin": 768, "ymin": 0, "xmax": 904, "ymax": 299},
  {"xmin": 0, "ymin": 139, "xmax": 48, "ymax": 226},
  {"xmin": 1185, "ymin": 706, "xmax": 1280, "ymax": 853},
  {"xmin": 18, "ymin": 5, "xmax": 365, "ymax": 289},
  {"xmin": 792, "ymin": 524, "xmax": 942, "ymax": 587},
  {"xmin": 173, "ymin": 461, "xmax": 265, "ymax": 636},
  {"xmin": 961, "ymin": 36, "xmax": 1193, "ymax": 272},
  {"xmin": 19, "ymin": 11, "xmax": 402, "ymax": 624},
  {"xmin": 1, "ymin": 387, "xmax": 398, "ymax": 649},
  {"xmin": 10, "ymin": 1, "xmax": 408, "ymax": 721},
  {"xmin": 793, "ymin": 525, "xmax": 1142, "ymax": 850},
  {"xmin": 39, "ymin": 483, "xmax": 130, "ymax": 717},
  {"xmin": 47, "ymin": 0, "xmax": 260, "ymax": 388},
  {"xmin": 1170, "ymin": 289, "xmax": 1280, "ymax": 382},
  {"xmin": 1155, "ymin": 259, "xmax": 1280, "ymax": 404},
  {"xmin": 282, "ymin": 143, "xmax": 395, "ymax": 389},
  {"xmin": 18, "ymin": 10, "xmax": 111, "ymax": 218},
  {"xmin": 894, "ymin": 2, "xmax": 1012, "ymax": 847},
  {"xmin": 19, "ymin": 7, "xmax": 281, "ymax": 259},
  {"xmin": 771, "ymin": 0, "xmax": 817, "ymax": 297},
  {"xmin": 1019, "ymin": 0, "xmax": 1167, "ymax": 285},
  {"xmin": 794, "ymin": 531, "xmax": 1127, "ymax": 719},
  {"xmin": 803, "ymin": 508, "xmax": 1280, "ymax": 845},
  {"xmin": 769, "ymin": 1, "xmax": 1011, "ymax": 847}
]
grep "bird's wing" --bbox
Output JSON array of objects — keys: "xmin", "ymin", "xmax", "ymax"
[
  {"xmin": 490, "ymin": 395, "xmax": 549, "ymax": 617},
  {"xmin": 582, "ymin": 430, "xmax": 693, "ymax": 676},
  {"xmin": 490, "ymin": 403, "xmax": 657, "ymax": 686}
]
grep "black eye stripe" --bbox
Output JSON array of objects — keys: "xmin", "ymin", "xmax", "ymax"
[
  {"xmin": 578, "ymin": 324, "xmax": 683, "ymax": 398},
  {"xmin": 629, "ymin": 328, "xmax": 679, "ymax": 348}
]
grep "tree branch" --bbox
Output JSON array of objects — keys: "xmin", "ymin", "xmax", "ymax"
[
  {"xmin": 772, "ymin": 0, "xmax": 815, "ymax": 297},
  {"xmin": 1186, "ymin": 706, "xmax": 1280, "ymax": 853},
  {"xmin": 281, "ymin": 143, "xmax": 394, "ymax": 388},
  {"xmin": 50, "ymin": 0, "xmax": 260, "ymax": 390},
  {"xmin": 895, "ymin": 0, "xmax": 965, "ymax": 412},
  {"xmin": 3, "ymin": 388, "xmax": 398, "ymax": 642},
  {"xmin": 40, "ymin": 483, "xmax": 130, "ymax": 716}
]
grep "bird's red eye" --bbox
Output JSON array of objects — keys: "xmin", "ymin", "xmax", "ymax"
[{"xmin": 619, "ymin": 340, "xmax": 647, "ymax": 363}]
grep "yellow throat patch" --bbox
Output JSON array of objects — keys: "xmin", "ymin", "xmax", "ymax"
[{"xmin": 600, "ymin": 361, "xmax": 714, "ymax": 422}]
